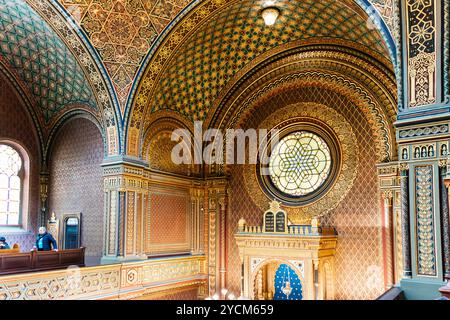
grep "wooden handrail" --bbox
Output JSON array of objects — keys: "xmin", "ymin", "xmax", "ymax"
[{"xmin": 0, "ymin": 247, "xmax": 85, "ymax": 275}]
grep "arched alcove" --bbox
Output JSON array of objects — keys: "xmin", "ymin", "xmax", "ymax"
[{"xmin": 48, "ymin": 117, "xmax": 104, "ymax": 265}]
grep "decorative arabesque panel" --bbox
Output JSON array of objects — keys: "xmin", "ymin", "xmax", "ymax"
[
  {"xmin": 414, "ymin": 166, "xmax": 437, "ymax": 277},
  {"xmin": 407, "ymin": 0, "xmax": 437, "ymax": 107}
]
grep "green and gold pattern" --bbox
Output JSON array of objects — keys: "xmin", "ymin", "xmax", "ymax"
[
  {"xmin": 148, "ymin": 0, "xmax": 390, "ymax": 123},
  {"xmin": 0, "ymin": 0, "xmax": 97, "ymax": 124}
]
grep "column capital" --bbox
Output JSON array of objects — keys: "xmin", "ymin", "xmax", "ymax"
[
  {"xmin": 439, "ymin": 158, "xmax": 449, "ymax": 168},
  {"xmin": 313, "ymin": 259, "xmax": 320, "ymax": 271},
  {"xmin": 382, "ymin": 190, "xmax": 394, "ymax": 201},
  {"xmin": 399, "ymin": 163, "xmax": 410, "ymax": 172}
]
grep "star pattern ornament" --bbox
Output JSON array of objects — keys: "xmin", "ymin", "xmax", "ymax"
[
  {"xmin": 58, "ymin": 0, "xmax": 191, "ymax": 113},
  {"xmin": 269, "ymin": 131, "xmax": 332, "ymax": 196}
]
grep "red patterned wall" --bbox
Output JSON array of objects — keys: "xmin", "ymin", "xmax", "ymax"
[
  {"xmin": 149, "ymin": 192, "xmax": 189, "ymax": 251},
  {"xmin": 226, "ymin": 87, "xmax": 385, "ymax": 300},
  {"xmin": 48, "ymin": 118, "xmax": 104, "ymax": 262},
  {"xmin": 0, "ymin": 73, "xmax": 39, "ymax": 250}
]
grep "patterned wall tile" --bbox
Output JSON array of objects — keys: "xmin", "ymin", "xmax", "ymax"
[
  {"xmin": 49, "ymin": 118, "xmax": 104, "ymax": 259},
  {"xmin": 149, "ymin": 192, "xmax": 188, "ymax": 249}
]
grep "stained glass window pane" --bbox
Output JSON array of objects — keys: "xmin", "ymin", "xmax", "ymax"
[
  {"xmin": 269, "ymin": 131, "xmax": 332, "ymax": 196},
  {"xmin": 0, "ymin": 189, "xmax": 7, "ymax": 201},
  {"xmin": 0, "ymin": 145, "xmax": 22, "ymax": 225},
  {"xmin": 0, "ymin": 174, "xmax": 8, "ymax": 189}
]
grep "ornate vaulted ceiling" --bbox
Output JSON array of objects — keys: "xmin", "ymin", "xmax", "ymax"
[
  {"xmin": 58, "ymin": 0, "xmax": 192, "ymax": 112},
  {"xmin": 128, "ymin": 0, "xmax": 396, "ymax": 146},
  {"xmin": 153, "ymin": 0, "xmax": 391, "ymax": 122},
  {"xmin": 0, "ymin": 0, "xmax": 97, "ymax": 124},
  {"xmin": 0, "ymin": 0, "xmax": 398, "ymax": 158}
]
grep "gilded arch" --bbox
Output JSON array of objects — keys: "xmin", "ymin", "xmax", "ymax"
[{"xmin": 142, "ymin": 115, "xmax": 201, "ymax": 176}]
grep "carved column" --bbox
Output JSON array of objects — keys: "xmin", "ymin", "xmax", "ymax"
[
  {"xmin": 101, "ymin": 161, "xmax": 148, "ymax": 264},
  {"xmin": 206, "ymin": 179, "xmax": 228, "ymax": 297},
  {"xmin": 382, "ymin": 190, "xmax": 395, "ymax": 287},
  {"xmin": 219, "ymin": 190, "xmax": 227, "ymax": 294},
  {"xmin": 256, "ymin": 269, "xmax": 263, "ymax": 300},
  {"xmin": 400, "ymin": 164, "xmax": 412, "ymax": 278},
  {"xmin": 403, "ymin": 0, "xmax": 440, "ymax": 109},
  {"xmin": 313, "ymin": 259, "xmax": 319, "ymax": 301},
  {"xmin": 440, "ymin": 162, "xmax": 450, "ymax": 278},
  {"xmin": 190, "ymin": 187, "xmax": 204, "ymax": 255}
]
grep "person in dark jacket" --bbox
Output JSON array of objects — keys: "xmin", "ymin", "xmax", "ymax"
[
  {"xmin": 0, "ymin": 236, "xmax": 10, "ymax": 249},
  {"xmin": 34, "ymin": 227, "xmax": 57, "ymax": 251}
]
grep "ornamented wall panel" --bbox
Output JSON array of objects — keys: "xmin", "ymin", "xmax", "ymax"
[
  {"xmin": 49, "ymin": 118, "xmax": 104, "ymax": 261},
  {"xmin": 227, "ymin": 86, "xmax": 386, "ymax": 300},
  {"xmin": 148, "ymin": 189, "xmax": 190, "ymax": 254},
  {"xmin": 406, "ymin": 0, "xmax": 437, "ymax": 107},
  {"xmin": 414, "ymin": 165, "xmax": 437, "ymax": 277}
]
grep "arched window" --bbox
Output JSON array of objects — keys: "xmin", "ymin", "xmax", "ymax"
[
  {"xmin": 0, "ymin": 144, "xmax": 23, "ymax": 226},
  {"xmin": 269, "ymin": 131, "xmax": 332, "ymax": 196}
]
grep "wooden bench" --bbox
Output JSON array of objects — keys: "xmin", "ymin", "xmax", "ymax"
[
  {"xmin": 0, "ymin": 247, "xmax": 85, "ymax": 275},
  {"xmin": 0, "ymin": 244, "xmax": 20, "ymax": 255}
]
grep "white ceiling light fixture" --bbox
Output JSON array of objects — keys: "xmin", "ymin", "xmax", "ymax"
[{"xmin": 261, "ymin": 6, "xmax": 280, "ymax": 26}]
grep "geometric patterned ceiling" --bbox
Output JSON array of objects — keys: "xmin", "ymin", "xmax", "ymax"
[
  {"xmin": 0, "ymin": 0, "xmax": 97, "ymax": 124},
  {"xmin": 54, "ymin": 0, "xmax": 397, "ymax": 118},
  {"xmin": 147, "ymin": 0, "xmax": 391, "ymax": 123},
  {"xmin": 57, "ymin": 0, "xmax": 191, "ymax": 113},
  {"xmin": 0, "ymin": 0, "xmax": 398, "ymax": 156}
]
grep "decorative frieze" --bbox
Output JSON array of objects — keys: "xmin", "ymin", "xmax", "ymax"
[
  {"xmin": 398, "ymin": 124, "xmax": 449, "ymax": 141},
  {"xmin": 399, "ymin": 141, "xmax": 449, "ymax": 162}
]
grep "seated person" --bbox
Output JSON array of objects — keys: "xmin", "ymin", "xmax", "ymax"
[
  {"xmin": 0, "ymin": 236, "xmax": 10, "ymax": 249},
  {"xmin": 33, "ymin": 227, "xmax": 57, "ymax": 252}
]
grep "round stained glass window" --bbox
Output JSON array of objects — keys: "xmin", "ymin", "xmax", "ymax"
[{"xmin": 269, "ymin": 131, "xmax": 332, "ymax": 196}]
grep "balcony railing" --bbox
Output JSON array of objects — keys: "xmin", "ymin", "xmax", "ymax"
[{"xmin": 0, "ymin": 255, "xmax": 206, "ymax": 300}]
